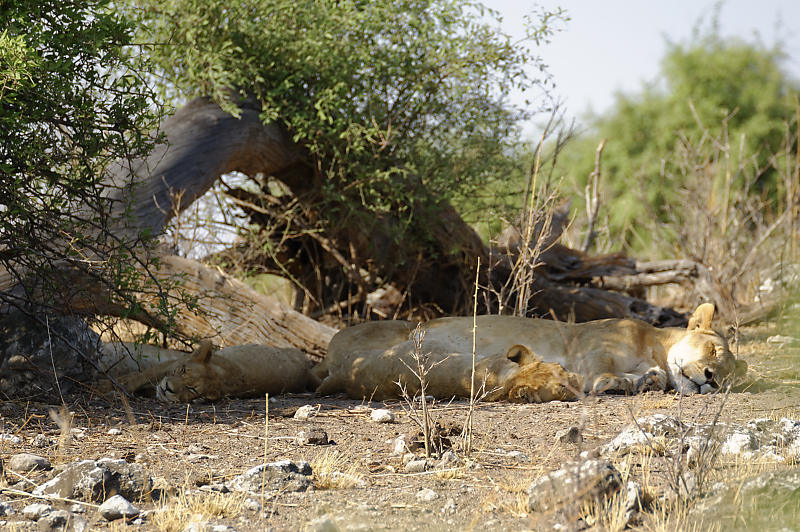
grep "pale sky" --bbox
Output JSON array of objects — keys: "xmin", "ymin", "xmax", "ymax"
[{"xmin": 492, "ymin": 0, "xmax": 800, "ymax": 136}]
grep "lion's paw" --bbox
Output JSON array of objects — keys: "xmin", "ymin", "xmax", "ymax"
[
  {"xmin": 591, "ymin": 374, "xmax": 635, "ymax": 394},
  {"xmin": 635, "ymin": 368, "xmax": 668, "ymax": 392}
]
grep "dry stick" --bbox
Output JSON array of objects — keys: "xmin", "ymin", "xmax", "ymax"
[
  {"xmin": 412, "ymin": 327, "xmax": 432, "ymax": 459},
  {"xmin": 182, "ymin": 403, "xmax": 190, "ymax": 446},
  {"xmin": 463, "ymin": 257, "xmax": 481, "ymax": 458},
  {"xmin": 581, "ymin": 139, "xmax": 607, "ymax": 254},
  {"xmin": 0, "ymin": 487, "xmax": 100, "ymax": 509},
  {"xmin": 262, "ymin": 393, "xmax": 269, "ymax": 502},
  {"xmin": 516, "ymin": 141, "xmax": 543, "ymax": 317},
  {"xmin": 45, "ymin": 316, "xmax": 66, "ymax": 407}
]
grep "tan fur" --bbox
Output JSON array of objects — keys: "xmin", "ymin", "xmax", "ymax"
[
  {"xmin": 111, "ymin": 341, "xmax": 320, "ymax": 402},
  {"xmin": 315, "ymin": 304, "xmax": 746, "ymax": 402}
]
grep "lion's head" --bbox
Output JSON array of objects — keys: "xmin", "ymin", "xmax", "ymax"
[
  {"xmin": 156, "ymin": 341, "xmax": 224, "ymax": 402},
  {"xmin": 666, "ymin": 303, "xmax": 747, "ymax": 394},
  {"xmin": 505, "ymin": 345, "xmax": 582, "ymax": 402}
]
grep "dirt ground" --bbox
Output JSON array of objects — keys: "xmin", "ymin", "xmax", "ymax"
[{"xmin": 1, "ymin": 322, "xmax": 799, "ymax": 531}]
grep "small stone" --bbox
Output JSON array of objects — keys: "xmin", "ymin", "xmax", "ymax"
[
  {"xmin": 22, "ymin": 502, "xmax": 52, "ymax": 521},
  {"xmin": 623, "ymin": 481, "xmax": 643, "ymax": 521},
  {"xmin": 556, "ymin": 426, "xmax": 582, "ymax": 444},
  {"xmin": 390, "ymin": 435, "xmax": 408, "ymax": 455},
  {"xmin": 32, "ymin": 434, "xmax": 50, "ymax": 448},
  {"xmin": 437, "ymin": 450, "xmax": 461, "ymax": 469},
  {"xmin": 69, "ymin": 515, "xmax": 90, "ymax": 532},
  {"xmin": 416, "ymin": 488, "xmax": 439, "ymax": 501},
  {"xmin": 0, "ymin": 501, "xmax": 14, "ymax": 516},
  {"xmin": 527, "ymin": 459, "xmax": 622, "ymax": 513},
  {"xmin": 98, "ymin": 494, "xmax": 140, "ymax": 521},
  {"xmin": 370, "ymin": 409, "xmax": 394, "ymax": 423},
  {"xmin": 199, "ymin": 483, "xmax": 229, "ymax": 493},
  {"xmin": 183, "ymin": 525, "xmax": 235, "ymax": 532},
  {"xmin": 507, "ymin": 450, "xmax": 530, "ymax": 463},
  {"xmin": 187, "ymin": 443, "xmax": 206, "ymax": 453},
  {"xmin": 767, "ymin": 334, "xmax": 799, "ymax": 345},
  {"xmin": 310, "ymin": 515, "xmax": 341, "ymax": 532},
  {"xmin": 0, "ymin": 433, "xmax": 21, "ymax": 444},
  {"xmin": 107, "ymin": 428, "xmax": 122, "ymax": 435},
  {"xmin": 38, "ymin": 509, "xmax": 71, "ymax": 529},
  {"xmin": 8, "ymin": 453, "xmax": 51, "ymax": 473},
  {"xmin": 441, "ymin": 498, "xmax": 456, "ymax": 514},
  {"xmin": 244, "ymin": 498, "xmax": 262, "ymax": 512},
  {"xmin": 187, "ymin": 453, "xmax": 218, "ymax": 463},
  {"xmin": 293, "ymin": 405, "xmax": 318, "ymax": 420},
  {"xmin": 404, "ymin": 458, "xmax": 429, "ymax": 473},
  {"xmin": 297, "ymin": 428, "xmax": 329, "ymax": 446}
]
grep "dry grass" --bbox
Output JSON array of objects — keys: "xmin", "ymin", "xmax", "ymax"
[
  {"xmin": 152, "ymin": 488, "xmax": 247, "ymax": 532},
  {"xmin": 640, "ymin": 499, "xmax": 722, "ymax": 532},
  {"xmin": 580, "ymin": 489, "xmax": 632, "ymax": 532},
  {"xmin": 309, "ymin": 449, "xmax": 364, "ymax": 490}
]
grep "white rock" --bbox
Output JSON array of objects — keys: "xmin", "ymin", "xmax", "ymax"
[
  {"xmin": 107, "ymin": 428, "xmax": 122, "ymax": 435},
  {"xmin": 370, "ymin": 408, "xmax": 394, "ymax": 423},
  {"xmin": 437, "ymin": 450, "xmax": 460, "ymax": 468},
  {"xmin": 98, "ymin": 494, "xmax": 139, "ymax": 520},
  {"xmin": 0, "ymin": 433, "xmax": 20, "ymax": 444},
  {"xmin": 767, "ymin": 335, "xmax": 798, "ymax": 345},
  {"xmin": 507, "ymin": 450, "xmax": 531, "ymax": 463},
  {"xmin": 8, "ymin": 453, "xmax": 51, "ymax": 472},
  {"xmin": 390, "ymin": 435, "xmax": 408, "ymax": 455},
  {"xmin": 556, "ymin": 426, "xmax": 582, "ymax": 444},
  {"xmin": 310, "ymin": 515, "xmax": 341, "ymax": 532},
  {"xmin": 404, "ymin": 458, "xmax": 429, "ymax": 473},
  {"xmin": 22, "ymin": 502, "xmax": 52, "ymax": 521},
  {"xmin": 416, "ymin": 488, "xmax": 439, "ymax": 501},
  {"xmin": 244, "ymin": 498, "xmax": 262, "ymax": 512},
  {"xmin": 293, "ymin": 405, "xmax": 318, "ymax": 420},
  {"xmin": 721, "ymin": 430, "xmax": 758, "ymax": 456}
]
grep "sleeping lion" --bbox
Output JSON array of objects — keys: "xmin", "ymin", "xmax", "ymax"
[
  {"xmin": 106, "ymin": 341, "xmax": 320, "ymax": 402},
  {"xmin": 314, "ymin": 304, "xmax": 747, "ymax": 402}
]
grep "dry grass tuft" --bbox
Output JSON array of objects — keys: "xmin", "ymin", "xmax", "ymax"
[
  {"xmin": 309, "ymin": 449, "xmax": 364, "ymax": 489},
  {"xmin": 640, "ymin": 498, "xmax": 721, "ymax": 532},
  {"xmin": 579, "ymin": 490, "xmax": 631, "ymax": 532},
  {"xmin": 152, "ymin": 488, "xmax": 247, "ymax": 532}
]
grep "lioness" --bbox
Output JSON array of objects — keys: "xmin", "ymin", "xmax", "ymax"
[
  {"xmin": 315, "ymin": 304, "xmax": 746, "ymax": 402},
  {"xmin": 109, "ymin": 341, "xmax": 320, "ymax": 402}
]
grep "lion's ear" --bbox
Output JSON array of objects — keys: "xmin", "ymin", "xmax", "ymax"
[
  {"xmin": 506, "ymin": 344, "xmax": 538, "ymax": 366},
  {"xmin": 191, "ymin": 340, "xmax": 214, "ymax": 364},
  {"xmin": 687, "ymin": 303, "xmax": 715, "ymax": 331}
]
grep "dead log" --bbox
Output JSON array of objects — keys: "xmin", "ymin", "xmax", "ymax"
[
  {"xmin": 3, "ymin": 95, "xmax": 696, "ymax": 351},
  {"xmin": 98, "ymin": 97, "xmax": 687, "ymax": 326}
]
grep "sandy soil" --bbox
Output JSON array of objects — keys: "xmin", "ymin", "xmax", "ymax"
[{"xmin": 1, "ymin": 323, "xmax": 799, "ymax": 531}]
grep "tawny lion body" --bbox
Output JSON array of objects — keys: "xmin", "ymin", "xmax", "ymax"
[
  {"xmin": 110, "ymin": 342, "xmax": 319, "ymax": 402},
  {"xmin": 315, "ymin": 304, "xmax": 746, "ymax": 402}
]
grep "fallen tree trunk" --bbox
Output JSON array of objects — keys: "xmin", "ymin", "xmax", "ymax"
[
  {"xmin": 94, "ymin": 97, "xmax": 695, "ymax": 327},
  {"xmin": 3, "ymin": 96, "xmax": 713, "ymax": 360}
]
